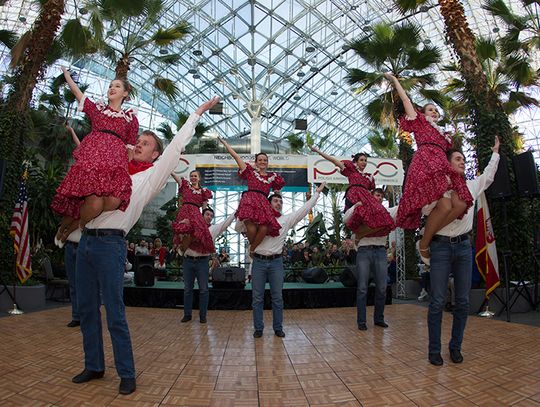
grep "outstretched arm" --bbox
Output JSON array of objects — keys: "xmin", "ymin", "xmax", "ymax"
[
  {"xmin": 384, "ymin": 73, "xmax": 417, "ymax": 119},
  {"xmin": 217, "ymin": 137, "xmax": 246, "ymax": 171},
  {"xmin": 171, "ymin": 173, "xmax": 183, "ymax": 185},
  {"xmin": 308, "ymin": 145, "xmax": 345, "ymax": 171},
  {"xmin": 65, "ymin": 124, "xmax": 80, "ymax": 146},
  {"xmin": 62, "ymin": 67, "xmax": 84, "ymax": 103}
]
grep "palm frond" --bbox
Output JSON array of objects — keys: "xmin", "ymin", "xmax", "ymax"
[
  {"xmin": 368, "ymin": 127, "xmax": 399, "ymax": 158},
  {"xmin": 502, "ymin": 55, "xmax": 539, "ymax": 87},
  {"xmin": 150, "ymin": 22, "xmax": 191, "ymax": 46},
  {"xmin": 155, "ymin": 53, "xmax": 182, "ymax": 64},
  {"xmin": 144, "ymin": 0, "xmax": 164, "ymax": 20},
  {"xmin": 482, "ymin": 0, "xmax": 526, "ymax": 29},
  {"xmin": 0, "ymin": 29, "xmax": 18, "ymax": 49},
  {"xmin": 60, "ymin": 18, "xmax": 93, "ymax": 57},
  {"xmin": 346, "ymin": 69, "xmax": 383, "ymax": 91},
  {"xmin": 406, "ymin": 46, "xmax": 441, "ymax": 70},
  {"xmin": 100, "ymin": 0, "xmax": 147, "ymax": 18},
  {"xmin": 286, "ymin": 133, "xmax": 304, "ymax": 153},
  {"xmin": 156, "ymin": 122, "xmax": 175, "ymax": 141},
  {"xmin": 393, "ymin": 0, "xmax": 429, "ymax": 13},
  {"xmin": 475, "ymin": 37, "xmax": 498, "ymax": 62},
  {"xmin": 504, "ymin": 91, "xmax": 540, "ymax": 114}
]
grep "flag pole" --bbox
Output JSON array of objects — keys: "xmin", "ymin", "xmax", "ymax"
[
  {"xmin": 7, "ymin": 263, "xmax": 24, "ymax": 315},
  {"xmin": 478, "ymin": 296, "xmax": 494, "ymax": 318}
]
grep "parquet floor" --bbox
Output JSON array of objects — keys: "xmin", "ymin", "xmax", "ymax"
[{"xmin": 0, "ymin": 304, "xmax": 539, "ymax": 406}]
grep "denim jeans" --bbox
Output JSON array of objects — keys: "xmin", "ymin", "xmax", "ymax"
[
  {"xmin": 183, "ymin": 256, "xmax": 210, "ymax": 319},
  {"xmin": 428, "ymin": 239, "xmax": 472, "ymax": 353},
  {"xmin": 252, "ymin": 257, "xmax": 284, "ymax": 332},
  {"xmin": 76, "ymin": 234, "xmax": 135, "ymax": 378},
  {"xmin": 355, "ymin": 246, "xmax": 388, "ymax": 326},
  {"xmin": 65, "ymin": 242, "xmax": 80, "ymax": 321}
]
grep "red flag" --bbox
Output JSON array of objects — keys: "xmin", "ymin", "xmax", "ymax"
[
  {"xmin": 10, "ymin": 169, "xmax": 32, "ymax": 283},
  {"xmin": 475, "ymin": 192, "xmax": 499, "ymax": 298}
]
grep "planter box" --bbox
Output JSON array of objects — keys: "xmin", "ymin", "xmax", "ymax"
[{"xmin": 0, "ymin": 284, "xmax": 46, "ymax": 312}]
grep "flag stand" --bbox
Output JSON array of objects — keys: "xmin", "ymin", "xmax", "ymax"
[
  {"xmin": 478, "ymin": 298, "xmax": 494, "ymax": 318},
  {"xmin": 0, "ymin": 281, "xmax": 23, "ymax": 315}
]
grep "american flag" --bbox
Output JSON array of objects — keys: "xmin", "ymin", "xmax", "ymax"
[{"xmin": 10, "ymin": 169, "xmax": 32, "ymax": 283}]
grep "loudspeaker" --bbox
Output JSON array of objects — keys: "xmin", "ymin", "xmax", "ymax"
[
  {"xmin": 302, "ymin": 267, "xmax": 328, "ymax": 284},
  {"xmin": 487, "ymin": 154, "xmax": 513, "ymax": 200},
  {"xmin": 209, "ymin": 102, "xmax": 223, "ymax": 115},
  {"xmin": 513, "ymin": 151, "xmax": 540, "ymax": 197},
  {"xmin": 213, "ymin": 266, "xmax": 245, "ymax": 289},
  {"xmin": 0, "ymin": 159, "xmax": 5, "ymax": 199},
  {"xmin": 339, "ymin": 266, "xmax": 357, "ymax": 287},
  {"xmin": 294, "ymin": 118, "xmax": 307, "ymax": 130},
  {"xmin": 134, "ymin": 254, "xmax": 155, "ymax": 287}
]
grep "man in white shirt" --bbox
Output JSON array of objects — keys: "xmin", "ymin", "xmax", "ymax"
[
  {"xmin": 427, "ymin": 137, "xmax": 500, "ymax": 366},
  {"xmin": 181, "ymin": 208, "xmax": 235, "ymax": 324},
  {"xmin": 71, "ymin": 97, "xmax": 219, "ymax": 395},
  {"xmin": 237, "ymin": 182, "xmax": 326, "ymax": 338},
  {"xmin": 344, "ymin": 188, "xmax": 396, "ymax": 331}
]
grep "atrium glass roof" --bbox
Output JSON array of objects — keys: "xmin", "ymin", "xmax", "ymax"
[{"xmin": 1, "ymin": 0, "xmax": 539, "ymax": 156}]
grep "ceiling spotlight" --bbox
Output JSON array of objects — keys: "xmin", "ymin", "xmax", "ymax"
[
  {"xmin": 492, "ymin": 27, "xmax": 500, "ymax": 33},
  {"xmin": 19, "ymin": 16, "xmax": 26, "ymax": 22},
  {"xmin": 306, "ymin": 45, "xmax": 315, "ymax": 53},
  {"xmin": 293, "ymin": 95, "xmax": 301, "ymax": 100},
  {"xmin": 79, "ymin": 7, "xmax": 88, "ymax": 15},
  {"xmin": 297, "ymin": 71, "xmax": 305, "ymax": 77},
  {"xmin": 193, "ymin": 74, "xmax": 200, "ymax": 79},
  {"xmin": 387, "ymin": 8, "xmax": 393, "ymax": 13},
  {"xmin": 331, "ymin": 90, "xmax": 338, "ymax": 95},
  {"xmin": 424, "ymin": 39, "xmax": 432, "ymax": 44},
  {"xmin": 338, "ymin": 61, "xmax": 347, "ymax": 67},
  {"xmin": 193, "ymin": 49, "xmax": 203, "ymax": 56},
  {"xmin": 420, "ymin": 5, "xmax": 429, "ymax": 12},
  {"xmin": 188, "ymin": 68, "xmax": 197, "ymax": 74},
  {"xmin": 159, "ymin": 48, "xmax": 168, "ymax": 54},
  {"xmin": 309, "ymin": 67, "xmax": 319, "ymax": 72}
]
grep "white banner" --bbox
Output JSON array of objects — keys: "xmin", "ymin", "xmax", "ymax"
[{"xmin": 307, "ymin": 156, "xmax": 404, "ymax": 186}]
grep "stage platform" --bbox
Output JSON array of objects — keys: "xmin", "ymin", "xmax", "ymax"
[{"xmin": 124, "ymin": 281, "xmax": 393, "ymax": 310}]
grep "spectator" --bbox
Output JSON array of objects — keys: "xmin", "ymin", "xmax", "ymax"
[
  {"xmin": 311, "ymin": 246, "xmax": 323, "ymax": 266},
  {"xmin": 218, "ymin": 248, "xmax": 230, "ymax": 265},
  {"xmin": 151, "ymin": 238, "xmax": 168, "ymax": 270}
]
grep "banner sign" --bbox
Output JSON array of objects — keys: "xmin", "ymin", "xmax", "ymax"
[
  {"xmin": 175, "ymin": 154, "xmax": 309, "ymax": 192},
  {"xmin": 307, "ymin": 156, "xmax": 404, "ymax": 186},
  {"xmin": 174, "ymin": 154, "xmax": 404, "ymax": 190}
]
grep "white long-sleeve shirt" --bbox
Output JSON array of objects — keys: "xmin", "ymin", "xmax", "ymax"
[
  {"xmin": 343, "ymin": 205, "xmax": 398, "ymax": 247},
  {"xmin": 184, "ymin": 214, "xmax": 236, "ymax": 257},
  {"xmin": 235, "ymin": 192, "xmax": 320, "ymax": 256},
  {"xmin": 437, "ymin": 152, "xmax": 500, "ymax": 237},
  {"xmin": 84, "ymin": 113, "xmax": 200, "ymax": 234}
]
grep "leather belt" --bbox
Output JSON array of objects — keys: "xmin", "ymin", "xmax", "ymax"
[
  {"xmin": 253, "ymin": 253, "xmax": 282, "ymax": 260},
  {"xmin": 432, "ymin": 233, "xmax": 469, "ymax": 244},
  {"xmin": 242, "ymin": 189, "xmax": 267, "ymax": 197},
  {"xmin": 98, "ymin": 129, "xmax": 123, "ymax": 140},
  {"xmin": 418, "ymin": 142, "xmax": 446, "ymax": 151},
  {"xmin": 83, "ymin": 228, "xmax": 125, "ymax": 238},
  {"xmin": 184, "ymin": 254, "xmax": 209, "ymax": 260},
  {"xmin": 357, "ymin": 245, "xmax": 385, "ymax": 249},
  {"xmin": 184, "ymin": 202, "xmax": 201, "ymax": 208}
]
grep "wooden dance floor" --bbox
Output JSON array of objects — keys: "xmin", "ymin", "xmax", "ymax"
[{"xmin": 0, "ymin": 304, "xmax": 539, "ymax": 406}]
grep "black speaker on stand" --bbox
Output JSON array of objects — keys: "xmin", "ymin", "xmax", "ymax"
[
  {"xmin": 487, "ymin": 154, "xmax": 513, "ymax": 200},
  {"xmin": 212, "ymin": 266, "xmax": 245, "ymax": 289},
  {"xmin": 339, "ymin": 266, "xmax": 357, "ymax": 287},
  {"xmin": 134, "ymin": 254, "xmax": 155, "ymax": 287},
  {"xmin": 302, "ymin": 268, "xmax": 328, "ymax": 284}
]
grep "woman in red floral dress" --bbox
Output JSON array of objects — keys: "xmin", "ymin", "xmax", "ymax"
[
  {"xmin": 309, "ymin": 146, "xmax": 395, "ymax": 241},
  {"xmin": 51, "ymin": 67, "xmax": 139, "ymax": 244},
  {"xmin": 218, "ymin": 137, "xmax": 285, "ymax": 253},
  {"xmin": 385, "ymin": 73, "xmax": 473, "ymax": 264},
  {"xmin": 171, "ymin": 171, "xmax": 214, "ymax": 254}
]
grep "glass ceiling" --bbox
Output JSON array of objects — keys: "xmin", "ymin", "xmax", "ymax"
[{"xmin": 1, "ymin": 0, "xmax": 539, "ymax": 156}]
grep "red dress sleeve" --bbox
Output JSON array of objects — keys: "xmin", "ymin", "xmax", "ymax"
[
  {"xmin": 238, "ymin": 163, "xmax": 253, "ymax": 180},
  {"xmin": 272, "ymin": 173, "xmax": 285, "ymax": 191},
  {"xmin": 203, "ymin": 188, "xmax": 213, "ymax": 201},
  {"xmin": 81, "ymin": 97, "xmax": 99, "ymax": 122},
  {"xmin": 126, "ymin": 113, "xmax": 139, "ymax": 146},
  {"xmin": 368, "ymin": 174, "xmax": 375, "ymax": 190},
  {"xmin": 340, "ymin": 160, "xmax": 354, "ymax": 177},
  {"xmin": 399, "ymin": 112, "xmax": 425, "ymax": 133}
]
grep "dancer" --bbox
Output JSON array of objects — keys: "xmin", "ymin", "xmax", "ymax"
[
  {"xmin": 427, "ymin": 137, "xmax": 499, "ymax": 366},
  {"xmin": 171, "ymin": 171, "xmax": 213, "ymax": 253},
  {"xmin": 217, "ymin": 138, "xmax": 285, "ymax": 253},
  {"xmin": 344, "ymin": 188, "xmax": 396, "ymax": 331},
  {"xmin": 237, "ymin": 182, "xmax": 326, "ymax": 338},
  {"xmin": 180, "ymin": 209, "xmax": 235, "ymax": 324},
  {"xmin": 385, "ymin": 73, "xmax": 473, "ymax": 264},
  {"xmin": 51, "ymin": 67, "xmax": 139, "ymax": 244},
  {"xmin": 309, "ymin": 146, "xmax": 395, "ymax": 241}
]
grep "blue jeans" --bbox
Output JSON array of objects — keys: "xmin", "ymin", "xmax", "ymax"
[
  {"xmin": 355, "ymin": 246, "xmax": 387, "ymax": 326},
  {"xmin": 65, "ymin": 242, "xmax": 80, "ymax": 321},
  {"xmin": 428, "ymin": 239, "xmax": 472, "ymax": 353},
  {"xmin": 252, "ymin": 257, "xmax": 284, "ymax": 332},
  {"xmin": 183, "ymin": 256, "xmax": 209, "ymax": 319},
  {"xmin": 76, "ymin": 234, "xmax": 135, "ymax": 378}
]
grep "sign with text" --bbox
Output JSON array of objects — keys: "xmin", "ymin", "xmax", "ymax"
[{"xmin": 307, "ymin": 156, "xmax": 404, "ymax": 186}]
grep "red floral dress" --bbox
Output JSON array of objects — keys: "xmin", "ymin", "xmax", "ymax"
[
  {"xmin": 172, "ymin": 178, "xmax": 214, "ymax": 254},
  {"xmin": 341, "ymin": 160, "xmax": 395, "ymax": 237},
  {"xmin": 236, "ymin": 164, "xmax": 285, "ymax": 237},
  {"xmin": 396, "ymin": 113, "xmax": 473, "ymax": 229},
  {"xmin": 51, "ymin": 97, "xmax": 139, "ymax": 219}
]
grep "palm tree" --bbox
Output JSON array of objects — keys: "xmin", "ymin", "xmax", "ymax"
[
  {"xmin": 62, "ymin": 0, "xmax": 190, "ymax": 101},
  {"xmin": 157, "ymin": 111, "xmax": 211, "ymax": 153},
  {"xmin": 0, "ymin": 0, "xmax": 66, "ymax": 284},
  {"xmin": 367, "ymin": 127, "xmax": 399, "ymax": 158},
  {"xmin": 346, "ymin": 21, "xmax": 441, "ymax": 128}
]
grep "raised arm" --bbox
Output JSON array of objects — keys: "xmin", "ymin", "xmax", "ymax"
[
  {"xmin": 308, "ymin": 145, "xmax": 345, "ymax": 171},
  {"xmin": 217, "ymin": 137, "xmax": 246, "ymax": 171},
  {"xmin": 384, "ymin": 73, "xmax": 417, "ymax": 119},
  {"xmin": 62, "ymin": 67, "xmax": 84, "ymax": 102},
  {"xmin": 171, "ymin": 173, "xmax": 183, "ymax": 185},
  {"xmin": 65, "ymin": 124, "xmax": 80, "ymax": 146}
]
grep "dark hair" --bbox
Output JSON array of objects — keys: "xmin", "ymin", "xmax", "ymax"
[
  {"xmin": 446, "ymin": 148, "xmax": 464, "ymax": 161},
  {"xmin": 255, "ymin": 152, "xmax": 268, "ymax": 161},
  {"xmin": 189, "ymin": 169, "xmax": 202, "ymax": 177},
  {"xmin": 202, "ymin": 207, "xmax": 214, "ymax": 216},
  {"xmin": 139, "ymin": 130, "xmax": 163, "ymax": 156},
  {"xmin": 372, "ymin": 187, "xmax": 385, "ymax": 196},
  {"xmin": 268, "ymin": 193, "xmax": 283, "ymax": 203},
  {"xmin": 351, "ymin": 152, "xmax": 369, "ymax": 163}
]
